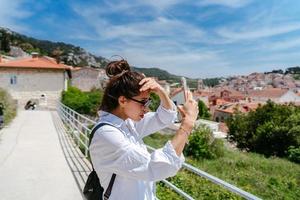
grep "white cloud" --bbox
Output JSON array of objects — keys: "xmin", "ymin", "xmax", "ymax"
[
  {"xmin": 198, "ymin": 0, "xmax": 252, "ymax": 8},
  {"xmin": 139, "ymin": 0, "xmax": 183, "ymax": 11},
  {"xmin": 71, "ymin": 0, "xmax": 300, "ymax": 77},
  {"xmin": 216, "ymin": 23, "xmax": 300, "ymax": 41},
  {"xmin": 100, "ymin": 17, "xmax": 205, "ymax": 41},
  {"xmin": 72, "ymin": 2, "xmax": 206, "ymax": 43},
  {"xmin": 0, "ymin": 0, "xmax": 32, "ymax": 32},
  {"xmin": 269, "ymin": 37, "xmax": 300, "ymax": 51},
  {"xmin": 93, "ymin": 38, "xmax": 230, "ymax": 78}
]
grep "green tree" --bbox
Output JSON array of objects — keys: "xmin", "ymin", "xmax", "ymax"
[
  {"xmin": 203, "ymin": 78, "xmax": 221, "ymax": 87},
  {"xmin": 149, "ymin": 93, "xmax": 160, "ymax": 111},
  {"xmin": 285, "ymin": 66, "xmax": 300, "ymax": 74},
  {"xmin": 61, "ymin": 86, "xmax": 103, "ymax": 116},
  {"xmin": 0, "ymin": 31, "xmax": 11, "ymax": 52},
  {"xmin": 227, "ymin": 100, "xmax": 300, "ymax": 159},
  {"xmin": 197, "ymin": 100, "xmax": 211, "ymax": 120},
  {"xmin": 51, "ymin": 48, "xmax": 63, "ymax": 63}
]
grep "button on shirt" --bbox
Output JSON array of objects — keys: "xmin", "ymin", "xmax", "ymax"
[{"xmin": 89, "ymin": 104, "xmax": 185, "ymax": 200}]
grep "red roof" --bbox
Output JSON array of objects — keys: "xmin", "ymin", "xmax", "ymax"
[
  {"xmin": 71, "ymin": 67, "xmax": 102, "ymax": 72},
  {"xmin": 0, "ymin": 56, "xmax": 72, "ymax": 70},
  {"xmin": 193, "ymin": 90, "xmax": 212, "ymax": 97},
  {"xmin": 216, "ymin": 102, "xmax": 260, "ymax": 114},
  {"xmin": 247, "ymin": 88, "xmax": 289, "ymax": 98},
  {"xmin": 212, "ymin": 88, "xmax": 245, "ymax": 98}
]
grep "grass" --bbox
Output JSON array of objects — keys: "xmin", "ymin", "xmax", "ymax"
[{"xmin": 143, "ymin": 133, "xmax": 300, "ymax": 200}]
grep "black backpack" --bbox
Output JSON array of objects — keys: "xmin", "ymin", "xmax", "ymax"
[{"xmin": 83, "ymin": 123, "xmax": 116, "ymax": 200}]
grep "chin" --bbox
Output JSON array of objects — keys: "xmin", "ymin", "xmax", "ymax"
[{"xmin": 132, "ymin": 115, "xmax": 144, "ymax": 121}]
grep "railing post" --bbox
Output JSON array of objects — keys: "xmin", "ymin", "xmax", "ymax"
[
  {"xmin": 74, "ymin": 112, "xmax": 79, "ymax": 146},
  {"xmin": 84, "ymin": 128, "xmax": 89, "ymax": 157}
]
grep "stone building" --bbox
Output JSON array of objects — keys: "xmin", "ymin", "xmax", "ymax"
[
  {"xmin": 0, "ymin": 54, "xmax": 71, "ymax": 108},
  {"xmin": 213, "ymin": 102, "xmax": 259, "ymax": 122},
  {"xmin": 71, "ymin": 67, "xmax": 107, "ymax": 91},
  {"xmin": 247, "ymin": 88, "xmax": 300, "ymax": 103}
]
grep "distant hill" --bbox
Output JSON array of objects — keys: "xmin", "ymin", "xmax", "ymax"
[
  {"xmin": 0, "ymin": 27, "xmax": 109, "ymax": 68},
  {"xmin": 0, "ymin": 27, "xmax": 222, "ymax": 87}
]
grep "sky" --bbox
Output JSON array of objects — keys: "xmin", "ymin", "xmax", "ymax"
[{"xmin": 1, "ymin": 0, "xmax": 300, "ymax": 78}]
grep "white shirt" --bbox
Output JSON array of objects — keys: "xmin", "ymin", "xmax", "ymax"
[{"xmin": 89, "ymin": 104, "xmax": 185, "ymax": 200}]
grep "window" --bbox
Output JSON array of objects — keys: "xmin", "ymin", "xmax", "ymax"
[{"xmin": 10, "ymin": 75, "xmax": 17, "ymax": 85}]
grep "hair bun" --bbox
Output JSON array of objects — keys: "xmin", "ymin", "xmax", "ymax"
[{"xmin": 106, "ymin": 59, "xmax": 131, "ymax": 78}]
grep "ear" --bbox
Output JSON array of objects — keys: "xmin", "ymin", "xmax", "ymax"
[{"xmin": 118, "ymin": 96, "xmax": 127, "ymax": 107}]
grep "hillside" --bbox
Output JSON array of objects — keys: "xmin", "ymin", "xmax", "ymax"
[{"xmin": 0, "ymin": 27, "xmax": 108, "ymax": 68}]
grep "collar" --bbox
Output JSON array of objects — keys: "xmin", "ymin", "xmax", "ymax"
[{"xmin": 98, "ymin": 110, "xmax": 125, "ymax": 128}]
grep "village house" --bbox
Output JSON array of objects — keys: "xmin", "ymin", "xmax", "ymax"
[
  {"xmin": 71, "ymin": 67, "xmax": 107, "ymax": 91},
  {"xmin": 247, "ymin": 88, "xmax": 300, "ymax": 103},
  {"xmin": 213, "ymin": 102, "xmax": 260, "ymax": 122},
  {"xmin": 209, "ymin": 89, "xmax": 245, "ymax": 106},
  {"xmin": 193, "ymin": 90, "xmax": 210, "ymax": 106},
  {"xmin": 0, "ymin": 53, "xmax": 72, "ymax": 108}
]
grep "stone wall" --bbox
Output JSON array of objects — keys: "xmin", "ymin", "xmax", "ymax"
[
  {"xmin": 0, "ymin": 68, "xmax": 66, "ymax": 109},
  {"xmin": 71, "ymin": 68, "xmax": 104, "ymax": 91}
]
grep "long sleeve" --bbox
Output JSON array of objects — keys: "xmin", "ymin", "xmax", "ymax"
[
  {"xmin": 89, "ymin": 125, "xmax": 184, "ymax": 182},
  {"xmin": 133, "ymin": 103, "xmax": 177, "ymax": 138}
]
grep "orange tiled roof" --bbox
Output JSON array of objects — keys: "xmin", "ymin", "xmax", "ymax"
[
  {"xmin": 216, "ymin": 102, "xmax": 260, "ymax": 114},
  {"xmin": 0, "ymin": 56, "xmax": 72, "ymax": 70},
  {"xmin": 247, "ymin": 88, "xmax": 288, "ymax": 98},
  {"xmin": 215, "ymin": 98, "xmax": 229, "ymax": 105},
  {"xmin": 71, "ymin": 67, "xmax": 102, "ymax": 72},
  {"xmin": 212, "ymin": 88, "xmax": 245, "ymax": 97},
  {"xmin": 193, "ymin": 90, "xmax": 212, "ymax": 97}
]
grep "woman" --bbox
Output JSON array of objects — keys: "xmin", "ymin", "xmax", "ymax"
[{"xmin": 89, "ymin": 59, "xmax": 198, "ymax": 200}]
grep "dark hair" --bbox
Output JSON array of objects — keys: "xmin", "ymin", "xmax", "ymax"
[{"xmin": 100, "ymin": 59, "xmax": 145, "ymax": 112}]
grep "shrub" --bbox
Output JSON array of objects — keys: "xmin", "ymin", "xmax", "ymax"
[
  {"xmin": 61, "ymin": 86, "xmax": 103, "ymax": 116},
  {"xmin": 149, "ymin": 93, "xmax": 160, "ymax": 111},
  {"xmin": 287, "ymin": 146, "xmax": 300, "ymax": 163},
  {"xmin": 227, "ymin": 100, "xmax": 300, "ymax": 159},
  {"xmin": 0, "ymin": 88, "xmax": 17, "ymax": 126},
  {"xmin": 184, "ymin": 125, "xmax": 224, "ymax": 160},
  {"xmin": 197, "ymin": 100, "xmax": 211, "ymax": 120}
]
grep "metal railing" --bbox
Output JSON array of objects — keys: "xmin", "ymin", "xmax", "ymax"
[{"xmin": 57, "ymin": 102, "xmax": 262, "ymax": 200}]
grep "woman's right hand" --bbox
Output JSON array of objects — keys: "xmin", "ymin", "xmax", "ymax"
[{"xmin": 177, "ymin": 91, "xmax": 198, "ymax": 131}]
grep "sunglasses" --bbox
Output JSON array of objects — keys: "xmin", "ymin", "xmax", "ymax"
[
  {"xmin": 127, "ymin": 97, "xmax": 152, "ymax": 108},
  {"xmin": 107, "ymin": 94, "xmax": 151, "ymax": 108}
]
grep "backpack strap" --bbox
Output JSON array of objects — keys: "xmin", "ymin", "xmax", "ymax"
[{"xmin": 89, "ymin": 122, "xmax": 117, "ymax": 200}]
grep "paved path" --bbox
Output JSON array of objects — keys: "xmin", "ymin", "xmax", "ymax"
[{"xmin": 0, "ymin": 110, "xmax": 83, "ymax": 200}]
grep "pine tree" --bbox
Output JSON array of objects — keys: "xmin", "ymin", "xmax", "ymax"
[
  {"xmin": 0, "ymin": 31, "xmax": 11, "ymax": 52},
  {"xmin": 197, "ymin": 100, "xmax": 211, "ymax": 120}
]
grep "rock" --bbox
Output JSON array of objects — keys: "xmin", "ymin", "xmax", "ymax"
[{"xmin": 9, "ymin": 46, "xmax": 29, "ymax": 57}]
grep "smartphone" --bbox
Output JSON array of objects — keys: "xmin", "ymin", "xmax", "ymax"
[{"xmin": 181, "ymin": 77, "xmax": 188, "ymax": 102}]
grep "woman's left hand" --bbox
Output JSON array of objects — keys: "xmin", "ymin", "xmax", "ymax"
[{"xmin": 139, "ymin": 78, "xmax": 165, "ymax": 95}]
